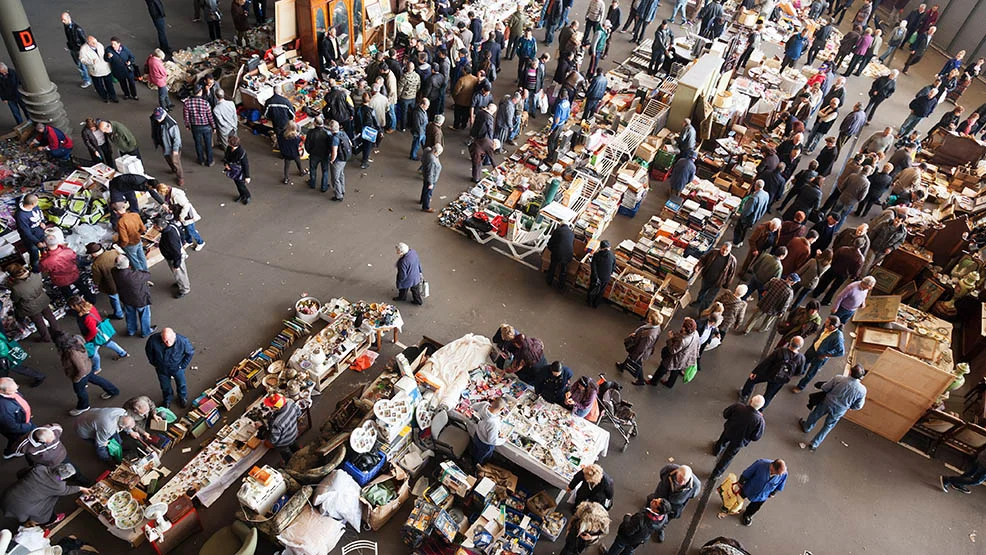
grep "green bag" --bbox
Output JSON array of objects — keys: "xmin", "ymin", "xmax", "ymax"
[
  {"xmin": 907, "ymin": 33, "xmax": 917, "ymax": 45},
  {"xmin": 85, "ymin": 319, "xmax": 118, "ymax": 356},
  {"xmin": 682, "ymin": 364, "xmax": 699, "ymax": 384},
  {"xmin": 106, "ymin": 437, "xmax": 123, "ymax": 463}
]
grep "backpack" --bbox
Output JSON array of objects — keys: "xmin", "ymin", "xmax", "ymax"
[{"xmin": 336, "ymin": 132, "xmax": 352, "ymax": 161}]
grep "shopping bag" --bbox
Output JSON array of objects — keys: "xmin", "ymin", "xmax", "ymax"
[
  {"xmin": 421, "ymin": 280, "xmax": 430, "ymax": 298},
  {"xmin": 5, "ymin": 340, "xmax": 28, "ymax": 365},
  {"xmin": 682, "ymin": 364, "xmax": 699, "ymax": 383},
  {"xmin": 704, "ymin": 335, "xmax": 722, "ymax": 352},
  {"xmin": 92, "ymin": 318, "xmax": 117, "ymax": 346},
  {"xmin": 361, "ymin": 126, "xmax": 379, "ymax": 143},
  {"xmin": 717, "ymin": 473, "xmax": 745, "ymax": 514}
]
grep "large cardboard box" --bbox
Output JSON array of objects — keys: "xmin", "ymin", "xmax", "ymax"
[{"xmin": 359, "ymin": 466, "xmax": 410, "ymax": 530}]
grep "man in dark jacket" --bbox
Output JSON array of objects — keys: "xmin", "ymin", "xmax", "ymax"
[
  {"xmin": 15, "ymin": 194, "xmax": 46, "ymax": 272},
  {"xmin": 806, "ymin": 20, "xmax": 834, "ymax": 66},
  {"xmin": 605, "ymin": 498, "xmax": 671, "ymax": 553},
  {"xmin": 61, "ymin": 12, "xmax": 91, "ymax": 87},
  {"xmin": 545, "ymin": 223, "xmax": 575, "ymax": 291},
  {"xmin": 409, "ymin": 98, "xmax": 429, "ymax": 160},
  {"xmin": 763, "ymin": 163, "xmax": 788, "ymax": 211},
  {"xmin": 264, "ymin": 92, "xmax": 296, "ymax": 137},
  {"xmin": 902, "ymin": 26, "xmax": 936, "ymax": 74},
  {"xmin": 582, "ymin": 70, "xmax": 608, "ymax": 121},
  {"xmin": 710, "ymin": 395, "xmax": 767, "ymax": 478},
  {"xmin": 153, "ymin": 215, "xmax": 189, "ymax": 299},
  {"xmin": 145, "ymin": 327, "xmax": 194, "ymax": 408},
  {"xmin": 469, "ymin": 136, "xmax": 497, "ymax": 182},
  {"xmin": 864, "ymin": 70, "xmax": 898, "ymax": 123},
  {"xmin": 648, "ymin": 465, "xmax": 700, "ymax": 542},
  {"xmin": 0, "ymin": 378, "xmax": 34, "ymax": 458},
  {"xmin": 0, "ymin": 64, "xmax": 27, "ymax": 125},
  {"xmin": 535, "ymin": 361, "xmax": 573, "ymax": 405},
  {"xmin": 263, "ymin": 393, "xmax": 301, "ymax": 463},
  {"xmin": 694, "ymin": 243, "xmax": 736, "ymax": 310},
  {"xmin": 394, "ymin": 242, "xmax": 424, "ymax": 305},
  {"xmin": 323, "ymin": 81, "xmax": 355, "ymax": 138},
  {"xmin": 420, "ymin": 67, "xmax": 446, "ymax": 120},
  {"xmin": 305, "ymin": 116, "xmax": 332, "ymax": 192},
  {"xmin": 856, "ymin": 162, "xmax": 894, "ymax": 218},
  {"xmin": 588, "ymin": 240, "xmax": 616, "ymax": 308},
  {"xmin": 104, "ymin": 38, "xmax": 138, "ymax": 100},
  {"xmin": 785, "ymin": 176, "xmax": 823, "ymax": 222},
  {"xmin": 740, "ymin": 337, "xmax": 806, "ymax": 409},
  {"xmin": 668, "ymin": 150, "xmax": 696, "ymax": 196},
  {"xmin": 836, "ymin": 102, "xmax": 866, "ymax": 151},
  {"xmin": 112, "ymin": 256, "xmax": 155, "ymax": 337},
  {"xmin": 144, "ymin": 0, "xmax": 171, "ymax": 58},
  {"xmin": 812, "ymin": 245, "xmax": 863, "ymax": 305}
]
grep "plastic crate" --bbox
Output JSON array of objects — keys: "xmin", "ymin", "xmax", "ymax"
[
  {"xmin": 618, "ymin": 199, "xmax": 643, "ymax": 217},
  {"xmin": 650, "ymin": 167, "xmax": 671, "ymax": 182},
  {"xmin": 341, "ymin": 450, "xmax": 387, "ymax": 486}
]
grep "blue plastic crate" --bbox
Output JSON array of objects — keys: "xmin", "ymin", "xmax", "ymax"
[{"xmin": 341, "ymin": 450, "xmax": 387, "ymax": 486}]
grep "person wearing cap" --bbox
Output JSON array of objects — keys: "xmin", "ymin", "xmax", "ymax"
[
  {"xmin": 742, "ymin": 273, "xmax": 799, "ymax": 334},
  {"xmin": 263, "ymin": 393, "xmax": 302, "ymax": 463},
  {"xmin": 588, "ymin": 240, "xmax": 616, "ymax": 308},
  {"xmin": 394, "ymin": 243, "xmax": 424, "ymax": 305},
  {"xmin": 150, "ymin": 107, "xmax": 184, "ymax": 186},
  {"xmin": 86, "ymin": 244, "xmax": 125, "ymax": 320},
  {"xmin": 145, "ymin": 328, "xmax": 194, "ymax": 409},
  {"xmin": 39, "ymin": 235, "xmax": 96, "ymax": 305},
  {"xmin": 710, "ymin": 395, "xmax": 766, "ymax": 479},
  {"xmin": 0, "ymin": 463, "xmax": 89, "ymax": 526},
  {"xmin": 153, "ymin": 215, "xmax": 190, "ymax": 298}
]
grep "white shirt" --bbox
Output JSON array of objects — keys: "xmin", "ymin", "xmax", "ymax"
[
  {"xmin": 473, "ymin": 402, "xmax": 506, "ymax": 446},
  {"xmin": 79, "ymin": 42, "xmax": 112, "ymax": 77}
]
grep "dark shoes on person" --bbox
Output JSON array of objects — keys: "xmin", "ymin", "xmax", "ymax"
[{"xmin": 178, "ymin": 397, "xmax": 189, "ymax": 409}]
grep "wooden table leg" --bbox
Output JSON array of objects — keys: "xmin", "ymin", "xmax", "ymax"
[
  {"xmin": 375, "ymin": 329, "xmax": 383, "ymax": 350},
  {"xmin": 393, "ymin": 328, "xmax": 399, "ymax": 345}
]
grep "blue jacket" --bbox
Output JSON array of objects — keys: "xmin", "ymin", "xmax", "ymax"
[
  {"xmin": 145, "ymin": 332, "xmax": 195, "ymax": 375},
  {"xmin": 638, "ymin": 0, "xmax": 660, "ymax": 21},
  {"xmin": 397, "ymin": 249, "xmax": 423, "ymax": 289},
  {"xmin": 586, "ymin": 74, "xmax": 608, "ymax": 101},
  {"xmin": 741, "ymin": 189, "xmax": 770, "ymax": 223},
  {"xmin": 820, "ymin": 374, "xmax": 866, "ymax": 414},
  {"xmin": 806, "ymin": 328, "xmax": 845, "ymax": 361},
  {"xmin": 909, "ymin": 94, "xmax": 937, "ymax": 118},
  {"xmin": 535, "ymin": 364, "xmax": 572, "ymax": 405},
  {"xmin": 669, "ymin": 157, "xmax": 696, "ymax": 194},
  {"xmin": 105, "ymin": 45, "xmax": 137, "ymax": 77},
  {"xmin": 785, "ymin": 34, "xmax": 809, "ymax": 60},
  {"xmin": 517, "ymin": 37, "xmax": 537, "ymax": 60},
  {"xmin": 739, "ymin": 459, "xmax": 787, "ymax": 502},
  {"xmin": 552, "ymin": 99, "xmax": 571, "ymax": 131},
  {"xmin": 15, "ymin": 203, "xmax": 45, "ymax": 245},
  {"xmin": 0, "ymin": 395, "xmax": 33, "ymax": 441}
]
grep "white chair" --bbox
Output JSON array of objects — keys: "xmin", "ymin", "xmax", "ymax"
[{"xmin": 340, "ymin": 540, "xmax": 378, "ymax": 555}]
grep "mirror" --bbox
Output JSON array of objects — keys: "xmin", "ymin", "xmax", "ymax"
[
  {"xmin": 354, "ymin": 0, "xmax": 364, "ymax": 54},
  {"xmin": 315, "ymin": 7, "xmax": 327, "ymax": 33},
  {"xmin": 332, "ymin": 0, "xmax": 351, "ymax": 55}
]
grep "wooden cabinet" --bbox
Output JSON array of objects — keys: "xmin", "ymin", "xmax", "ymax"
[{"xmin": 297, "ymin": 0, "xmax": 331, "ymax": 66}]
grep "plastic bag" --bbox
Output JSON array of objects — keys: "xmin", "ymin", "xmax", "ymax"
[
  {"xmin": 312, "ymin": 470, "xmax": 362, "ymax": 531},
  {"xmin": 683, "ymin": 364, "xmax": 699, "ymax": 384},
  {"xmin": 717, "ymin": 473, "xmax": 744, "ymax": 514},
  {"xmin": 277, "ymin": 505, "xmax": 345, "ymax": 555}
]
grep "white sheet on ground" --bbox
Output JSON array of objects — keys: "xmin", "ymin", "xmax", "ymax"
[{"xmin": 417, "ymin": 333, "xmax": 493, "ymax": 408}]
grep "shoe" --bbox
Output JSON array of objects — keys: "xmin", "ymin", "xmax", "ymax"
[
  {"xmin": 632, "ymin": 379, "xmax": 646, "ymax": 386},
  {"xmin": 147, "ymin": 281, "xmax": 155, "ymax": 287},
  {"xmin": 80, "ymin": 82, "xmax": 92, "ymax": 89},
  {"xmin": 741, "ymin": 514, "xmax": 753, "ymax": 526},
  {"xmin": 242, "ymin": 197, "xmax": 251, "ymax": 205},
  {"xmin": 177, "ymin": 397, "xmax": 189, "ymax": 409},
  {"xmin": 660, "ymin": 379, "xmax": 672, "ymax": 388},
  {"xmin": 112, "ymin": 353, "xmax": 130, "ymax": 361},
  {"xmin": 734, "ymin": 242, "xmax": 744, "ymax": 248},
  {"xmin": 939, "ymin": 476, "xmax": 950, "ymax": 492},
  {"xmin": 361, "ymin": 164, "xmax": 369, "ymax": 169},
  {"xmin": 392, "ymin": 296, "xmax": 403, "ymax": 301},
  {"xmin": 175, "ymin": 291, "xmax": 187, "ymax": 299},
  {"xmin": 422, "ymin": 208, "xmax": 435, "ymax": 213},
  {"xmin": 163, "ymin": 400, "xmax": 171, "ymax": 409},
  {"xmin": 615, "ymin": 362, "xmax": 624, "ymax": 373},
  {"xmin": 194, "ymin": 242, "xmax": 205, "ymax": 251},
  {"xmin": 131, "ymin": 96, "xmax": 139, "ymax": 101},
  {"xmin": 234, "ymin": 195, "xmax": 244, "ymax": 202},
  {"xmin": 103, "ymin": 99, "xmax": 110, "ymax": 103},
  {"xmin": 331, "ymin": 196, "xmax": 343, "ymax": 202},
  {"xmin": 207, "ymin": 161, "xmax": 215, "ymax": 167},
  {"xmin": 792, "ymin": 386, "xmax": 804, "ymax": 393},
  {"xmin": 798, "ymin": 417, "xmax": 808, "ymax": 432},
  {"xmin": 69, "ymin": 407, "xmax": 90, "ymax": 416},
  {"xmin": 954, "ymin": 484, "xmax": 972, "ymax": 494},
  {"xmin": 282, "ymin": 178, "xmax": 290, "ymax": 184},
  {"xmin": 656, "ymin": 529, "xmax": 665, "ymax": 542},
  {"xmin": 29, "ymin": 376, "xmax": 45, "ymax": 387},
  {"xmin": 100, "ymin": 392, "xmax": 118, "ymax": 400}
]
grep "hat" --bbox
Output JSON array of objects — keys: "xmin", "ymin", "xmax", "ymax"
[
  {"xmin": 600, "ymin": 240, "xmax": 611, "ymax": 249},
  {"xmin": 86, "ymin": 242, "xmax": 104, "ymax": 255},
  {"xmin": 787, "ymin": 273, "xmax": 801, "ymax": 284},
  {"xmin": 263, "ymin": 393, "xmax": 286, "ymax": 409},
  {"xmin": 153, "ymin": 107, "xmax": 166, "ymax": 120}
]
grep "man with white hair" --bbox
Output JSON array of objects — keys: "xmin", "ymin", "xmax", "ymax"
[
  {"xmin": 75, "ymin": 407, "xmax": 137, "ymax": 462},
  {"xmin": 394, "ymin": 243, "xmax": 424, "ymax": 305},
  {"xmin": 145, "ymin": 328, "xmax": 195, "ymax": 409},
  {"xmin": 421, "ymin": 145, "xmax": 443, "ymax": 213},
  {"xmin": 741, "ymin": 337, "xmax": 806, "ymax": 409},
  {"xmin": 831, "ymin": 276, "xmax": 875, "ymax": 323},
  {"xmin": 711, "ymin": 395, "xmax": 767, "ymax": 479},
  {"xmin": 0, "ymin": 378, "xmax": 34, "ymax": 459},
  {"xmin": 78, "ymin": 36, "xmax": 116, "ymax": 102},
  {"xmin": 648, "ymin": 464, "xmax": 701, "ymax": 543},
  {"xmin": 213, "ymin": 88, "xmax": 238, "ymax": 150},
  {"xmin": 16, "ymin": 424, "xmax": 90, "ymax": 486}
]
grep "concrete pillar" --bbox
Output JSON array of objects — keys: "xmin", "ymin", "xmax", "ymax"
[{"xmin": 0, "ymin": 0, "xmax": 70, "ymax": 133}]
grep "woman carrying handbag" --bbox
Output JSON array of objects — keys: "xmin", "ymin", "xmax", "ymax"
[{"xmin": 67, "ymin": 296, "xmax": 129, "ymax": 375}]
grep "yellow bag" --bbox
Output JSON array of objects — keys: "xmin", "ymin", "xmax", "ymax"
[{"xmin": 717, "ymin": 473, "xmax": 745, "ymax": 515}]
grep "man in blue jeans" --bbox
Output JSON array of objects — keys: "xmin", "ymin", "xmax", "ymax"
[
  {"xmin": 470, "ymin": 398, "xmax": 506, "ymax": 463},
  {"xmin": 304, "ymin": 116, "xmax": 332, "ymax": 192},
  {"xmin": 409, "ymin": 98, "xmax": 430, "ymax": 161},
  {"xmin": 940, "ymin": 449, "xmax": 986, "ymax": 494},
  {"xmin": 112, "ymin": 256, "xmax": 154, "ymax": 337},
  {"xmin": 75, "ymin": 407, "xmax": 137, "ymax": 462},
  {"xmin": 799, "ymin": 363, "xmax": 866, "ymax": 450},
  {"xmin": 792, "ymin": 315, "xmax": 845, "ymax": 393},
  {"xmin": 145, "ymin": 327, "xmax": 195, "ymax": 409}
]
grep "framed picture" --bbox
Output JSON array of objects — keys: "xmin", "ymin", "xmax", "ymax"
[
  {"xmin": 858, "ymin": 327, "xmax": 903, "ymax": 350},
  {"xmin": 913, "ymin": 279, "xmax": 947, "ymax": 312},
  {"xmin": 895, "ymin": 280, "xmax": 918, "ymax": 301},
  {"xmin": 902, "ymin": 332, "xmax": 939, "ymax": 361},
  {"xmin": 869, "ymin": 267, "xmax": 902, "ymax": 294}
]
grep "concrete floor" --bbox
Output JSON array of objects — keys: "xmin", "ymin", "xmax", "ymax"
[{"xmin": 2, "ymin": 1, "xmax": 985, "ymax": 554}]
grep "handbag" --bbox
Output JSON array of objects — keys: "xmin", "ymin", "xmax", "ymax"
[
  {"xmin": 420, "ymin": 279, "xmax": 430, "ymax": 298},
  {"xmin": 92, "ymin": 318, "xmax": 116, "ymax": 346},
  {"xmin": 361, "ymin": 126, "xmax": 379, "ymax": 143},
  {"xmin": 224, "ymin": 162, "xmax": 244, "ymax": 181},
  {"xmin": 682, "ymin": 364, "xmax": 699, "ymax": 383},
  {"xmin": 717, "ymin": 473, "xmax": 745, "ymax": 514}
]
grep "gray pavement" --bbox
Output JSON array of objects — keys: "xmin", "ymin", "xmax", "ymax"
[{"xmin": 1, "ymin": 0, "xmax": 984, "ymax": 553}]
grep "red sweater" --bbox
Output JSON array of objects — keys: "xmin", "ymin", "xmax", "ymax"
[
  {"xmin": 39, "ymin": 246, "xmax": 79, "ymax": 287},
  {"xmin": 78, "ymin": 307, "xmax": 102, "ymax": 342}
]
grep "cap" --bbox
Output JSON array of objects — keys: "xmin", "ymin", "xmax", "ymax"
[
  {"xmin": 263, "ymin": 393, "xmax": 286, "ymax": 409},
  {"xmin": 787, "ymin": 273, "xmax": 801, "ymax": 284},
  {"xmin": 153, "ymin": 107, "xmax": 166, "ymax": 120}
]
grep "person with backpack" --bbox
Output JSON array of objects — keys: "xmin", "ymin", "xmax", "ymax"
[
  {"xmin": 741, "ymin": 336, "xmax": 806, "ymax": 409},
  {"xmin": 710, "ymin": 395, "xmax": 766, "ymax": 479},
  {"xmin": 328, "ymin": 119, "xmax": 350, "ymax": 202},
  {"xmin": 223, "ymin": 136, "xmax": 251, "ymax": 205},
  {"xmin": 153, "ymin": 215, "xmax": 190, "ymax": 299},
  {"xmin": 605, "ymin": 497, "xmax": 672, "ymax": 553}
]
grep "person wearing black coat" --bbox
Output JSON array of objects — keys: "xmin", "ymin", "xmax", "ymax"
[
  {"xmin": 763, "ymin": 164, "xmax": 787, "ymax": 211},
  {"xmin": 144, "ymin": 0, "xmax": 171, "ymax": 58},
  {"xmin": 814, "ymin": 137, "xmax": 839, "ymax": 177},
  {"xmin": 322, "ymin": 82, "xmax": 355, "ymax": 138},
  {"xmin": 153, "ymin": 216, "xmax": 190, "ymax": 298},
  {"xmin": 609, "ymin": 498, "xmax": 672, "ymax": 551},
  {"xmin": 779, "ymin": 161, "xmax": 818, "ymax": 214},
  {"xmin": 588, "ymin": 240, "xmax": 616, "ymax": 308},
  {"xmin": 104, "ymin": 38, "xmax": 138, "ymax": 100},
  {"xmin": 784, "ymin": 176, "xmax": 824, "ymax": 222},
  {"xmin": 855, "ymin": 163, "xmax": 894, "ymax": 217},
  {"xmin": 864, "ymin": 71, "xmax": 898, "ymax": 123},
  {"xmin": 740, "ymin": 338, "xmax": 806, "ymax": 408},
  {"xmin": 546, "ymin": 223, "xmax": 575, "ymax": 291},
  {"xmin": 566, "ymin": 464, "xmax": 615, "ymax": 508},
  {"xmin": 223, "ymin": 137, "xmax": 251, "ymax": 204},
  {"xmin": 902, "ymin": 28, "xmax": 935, "ymax": 74},
  {"xmin": 535, "ymin": 361, "xmax": 573, "ymax": 405},
  {"xmin": 421, "ymin": 68, "xmax": 447, "ymax": 120},
  {"xmin": 710, "ymin": 396, "xmax": 767, "ymax": 478},
  {"xmin": 648, "ymin": 464, "xmax": 701, "ymax": 537}
]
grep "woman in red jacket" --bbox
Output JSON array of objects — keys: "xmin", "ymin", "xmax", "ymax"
[{"xmin": 67, "ymin": 297, "xmax": 129, "ymax": 374}]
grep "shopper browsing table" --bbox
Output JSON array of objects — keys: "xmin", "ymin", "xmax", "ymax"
[
  {"xmin": 560, "ymin": 501, "xmax": 610, "ymax": 555},
  {"xmin": 263, "ymin": 393, "xmax": 302, "ymax": 464},
  {"xmin": 145, "ymin": 328, "xmax": 195, "ymax": 409},
  {"xmin": 0, "ymin": 464, "xmax": 88, "ymax": 526},
  {"xmin": 470, "ymin": 398, "xmax": 507, "ymax": 464},
  {"xmin": 75, "ymin": 407, "xmax": 140, "ymax": 462}
]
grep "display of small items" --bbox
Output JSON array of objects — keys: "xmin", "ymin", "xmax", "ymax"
[{"xmin": 349, "ymin": 300, "xmax": 400, "ymax": 328}]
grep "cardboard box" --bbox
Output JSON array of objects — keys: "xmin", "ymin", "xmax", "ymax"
[
  {"xmin": 635, "ymin": 141, "xmax": 659, "ymax": 162},
  {"xmin": 730, "ymin": 181, "xmax": 751, "ymax": 198},
  {"xmin": 359, "ymin": 466, "xmax": 410, "ymax": 530}
]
